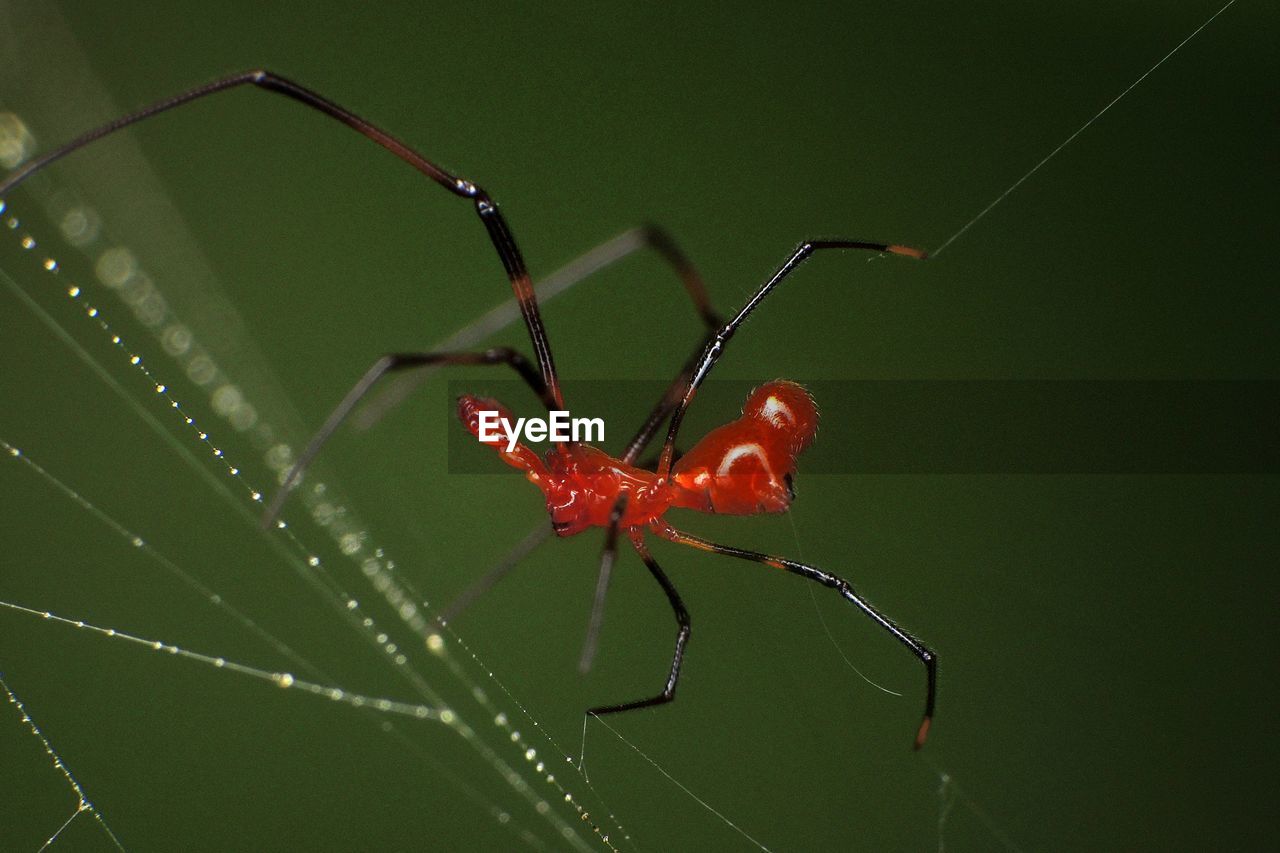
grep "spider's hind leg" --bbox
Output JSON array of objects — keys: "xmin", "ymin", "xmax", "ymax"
[
  {"xmin": 585, "ymin": 531, "xmax": 690, "ymax": 716},
  {"xmin": 653, "ymin": 522, "xmax": 937, "ymax": 749}
]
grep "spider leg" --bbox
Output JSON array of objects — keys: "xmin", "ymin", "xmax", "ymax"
[
  {"xmin": 356, "ymin": 224, "xmax": 721, "ymax": 433},
  {"xmin": 613, "ymin": 227, "xmax": 725, "ymax": 463},
  {"xmin": 432, "ymin": 521, "xmax": 555, "ymax": 629},
  {"xmin": 429, "ymin": 445, "xmax": 677, "ymax": 634},
  {"xmin": 431, "ymin": 450, "xmax": 678, "ymax": 631},
  {"xmin": 262, "ymin": 347, "xmax": 549, "ymax": 526},
  {"xmin": 0, "ymin": 69, "xmax": 565, "ymax": 409},
  {"xmin": 621, "ymin": 338, "xmax": 716, "ymax": 465},
  {"xmin": 578, "ymin": 494, "xmax": 629, "ymax": 674},
  {"xmin": 654, "ymin": 240, "xmax": 925, "ymax": 479},
  {"xmin": 652, "ymin": 521, "xmax": 936, "ymax": 749},
  {"xmin": 629, "ymin": 224, "xmax": 721, "ymax": 329},
  {"xmin": 586, "ymin": 531, "xmax": 691, "ymax": 716}
]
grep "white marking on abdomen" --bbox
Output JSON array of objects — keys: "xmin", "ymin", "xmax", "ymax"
[
  {"xmin": 716, "ymin": 442, "xmax": 773, "ymax": 479},
  {"xmin": 759, "ymin": 395, "xmax": 794, "ymax": 427}
]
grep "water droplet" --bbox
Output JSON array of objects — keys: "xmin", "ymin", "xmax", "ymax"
[
  {"xmin": 59, "ymin": 206, "xmax": 100, "ymax": 246},
  {"xmin": 160, "ymin": 324, "xmax": 192, "ymax": 356},
  {"xmin": 95, "ymin": 247, "xmax": 136, "ymax": 287},
  {"xmin": 0, "ymin": 113, "xmax": 36, "ymax": 169},
  {"xmin": 211, "ymin": 384, "xmax": 243, "ymax": 416},
  {"xmin": 187, "ymin": 355, "xmax": 216, "ymax": 386}
]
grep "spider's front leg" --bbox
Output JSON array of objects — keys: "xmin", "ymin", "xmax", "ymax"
[
  {"xmin": 0, "ymin": 69, "xmax": 567, "ymax": 410},
  {"xmin": 263, "ymin": 347, "xmax": 551, "ymax": 526}
]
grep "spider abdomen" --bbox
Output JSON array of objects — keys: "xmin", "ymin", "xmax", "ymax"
[{"xmin": 669, "ymin": 380, "xmax": 818, "ymax": 515}]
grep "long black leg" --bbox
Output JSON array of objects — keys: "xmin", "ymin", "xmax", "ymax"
[
  {"xmin": 630, "ymin": 224, "xmax": 721, "ymax": 329},
  {"xmin": 587, "ymin": 532, "xmax": 691, "ymax": 716},
  {"xmin": 614, "ymin": 228, "xmax": 724, "ymax": 464},
  {"xmin": 578, "ymin": 494, "xmax": 629, "ymax": 674},
  {"xmin": 356, "ymin": 224, "xmax": 722, "ymax": 434},
  {"xmin": 262, "ymin": 346, "xmax": 550, "ymax": 526},
  {"xmin": 620, "ymin": 335, "xmax": 716, "ymax": 465},
  {"xmin": 432, "ymin": 521, "xmax": 555, "ymax": 628},
  {"xmin": 653, "ymin": 522, "xmax": 936, "ymax": 749},
  {"xmin": 430, "ymin": 452, "xmax": 681, "ymax": 633},
  {"xmin": 654, "ymin": 240, "xmax": 925, "ymax": 479},
  {"xmin": 0, "ymin": 69, "xmax": 565, "ymax": 409}
]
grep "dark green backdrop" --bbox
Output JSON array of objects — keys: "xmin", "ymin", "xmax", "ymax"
[{"xmin": 1, "ymin": 2, "xmax": 1275, "ymax": 850}]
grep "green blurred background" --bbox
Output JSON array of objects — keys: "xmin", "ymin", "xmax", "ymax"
[{"xmin": 1, "ymin": 1, "xmax": 1275, "ymax": 850}]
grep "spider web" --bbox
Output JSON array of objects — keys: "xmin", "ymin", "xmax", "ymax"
[
  {"xmin": 0, "ymin": 200, "xmax": 634, "ymax": 849},
  {"xmin": 0, "ymin": 17, "xmax": 644, "ymax": 846},
  {"xmin": 2, "ymin": 2, "xmax": 1271, "ymax": 851}
]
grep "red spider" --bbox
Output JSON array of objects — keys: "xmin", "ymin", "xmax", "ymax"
[
  {"xmin": 1, "ymin": 70, "xmax": 937, "ymax": 749},
  {"xmin": 458, "ymin": 380, "xmax": 820, "ymax": 535}
]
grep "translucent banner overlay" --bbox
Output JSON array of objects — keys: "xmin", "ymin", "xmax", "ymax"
[{"xmin": 445, "ymin": 380, "xmax": 1278, "ymax": 474}]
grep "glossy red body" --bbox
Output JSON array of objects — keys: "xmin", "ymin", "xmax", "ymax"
[{"xmin": 458, "ymin": 380, "xmax": 819, "ymax": 536}]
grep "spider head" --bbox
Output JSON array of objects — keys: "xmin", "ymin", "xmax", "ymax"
[
  {"xmin": 456, "ymin": 394, "xmax": 549, "ymax": 481},
  {"xmin": 545, "ymin": 484, "xmax": 590, "ymax": 537},
  {"xmin": 539, "ymin": 448, "xmax": 602, "ymax": 537}
]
